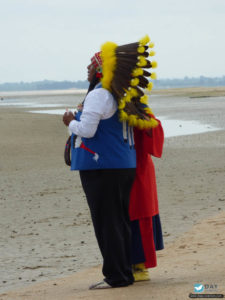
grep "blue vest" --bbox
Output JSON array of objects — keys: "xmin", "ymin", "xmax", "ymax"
[{"xmin": 70, "ymin": 95, "xmax": 136, "ymax": 171}]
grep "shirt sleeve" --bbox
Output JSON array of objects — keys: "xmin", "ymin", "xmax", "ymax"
[{"xmin": 69, "ymin": 88, "xmax": 117, "ymax": 138}]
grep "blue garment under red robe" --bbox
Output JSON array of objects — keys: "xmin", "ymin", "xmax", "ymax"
[{"xmin": 129, "ymin": 118, "xmax": 164, "ymax": 268}]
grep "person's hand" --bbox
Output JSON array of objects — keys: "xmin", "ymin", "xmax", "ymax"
[{"xmin": 63, "ymin": 111, "xmax": 74, "ymax": 126}]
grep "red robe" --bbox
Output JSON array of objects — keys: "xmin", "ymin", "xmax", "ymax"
[{"xmin": 129, "ymin": 119, "xmax": 164, "ymax": 268}]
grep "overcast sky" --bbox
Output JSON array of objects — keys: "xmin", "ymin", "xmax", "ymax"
[{"xmin": 1, "ymin": 0, "xmax": 225, "ymax": 83}]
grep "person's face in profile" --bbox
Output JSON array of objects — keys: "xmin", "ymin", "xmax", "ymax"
[{"xmin": 87, "ymin": 63, "xmax": 96, "ymax": 82}]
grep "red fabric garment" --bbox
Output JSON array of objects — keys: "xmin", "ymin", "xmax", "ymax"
[
  {"xmin": 139, "ymin": 218, "xmax": 157, "ymax": 268},
  {"xmin": 129, "ymin": 118, "xmax": 164, "ymax": 268},
  {"xmin": 129, "ymin": 119, "xmax": 164, "ymax": 220}
]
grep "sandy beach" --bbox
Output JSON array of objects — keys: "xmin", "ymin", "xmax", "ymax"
[{"xmin": 0, "ymin": 88, "xmax": 225, "ymax": 299}]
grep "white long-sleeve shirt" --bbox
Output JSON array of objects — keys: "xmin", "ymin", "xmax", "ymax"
[{"xmin": 69, "ymin": 88, "xmax": 117, "ymax": 138}]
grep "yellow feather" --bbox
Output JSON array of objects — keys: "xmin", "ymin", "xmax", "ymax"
[
  {"xmin": 143, "ymin": 120, "xmax": 150, "ymax": 128},
  {"xmin": 100, "ymin": 41, "xmax": 117, "ymax": 91},
  {"xmin": 129, "ymin": 88, "xmax": 138, "ymax": 97},
  {"xmin": 137, "ymin": 119, "xmax": 145, "ymax": 129},
  {"xmin": 140, "ymin": 95, "xmax": 148, "ymax": 104},
  {"xmin": 149, "ymin": 50, "xmax": 155, "ymax": 57},
  {"xmin": 149, "ymin": 42, "xmax": 155, "ymax": 48},
  {"xmin": 119, "ymin": 110, "xmax": 128, "ymax": 121},
  {"xmin": 150, "ymin": 72, "xmax": 157, "ymax": 80},
  {"xmin": 137, "ymin": 46, "xmax": 145, "ymax": 53},
  {"xmin": 149, "ymin": 118, "xmax": 159, "ymax": 128},
  {"xmin": 139, "ymin": 35, "xmax": 150, "ymax": 46},
  {"xmin": 137, "ymin": 56, "xmax": 147, "ymax": 67},
  {"xmin": 147, "ymin": 82, "xmax": 153, "ymax": 91},
  {"xmin": 132, "ymin": 68, "xmax": 143, "ymax": 77},
  {"xmin": 118, "ymin": 100, "xmax": 126, "ymax": 109},
  {"xmin": 130, "ymin": 78, "xmax": 139, "ymax": 86},
  {"xmin": 151, "ymin": 61, "xmax": 157, "ymax": 68},
  {"xmin": 128, "ymin": 115, "xmax": 138, "ymax": 127},
  {"xmin": 122, "ymin": 93, "xmax": 131, "ymax": 102},
  {"xmin": 144, "ymin": 107, "xmax": 154, "ymax": 115}
]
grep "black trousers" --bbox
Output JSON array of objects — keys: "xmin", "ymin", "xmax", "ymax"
[{"xmin": 79, "ymin": 168, "xmax": 136, "ymax": 287}]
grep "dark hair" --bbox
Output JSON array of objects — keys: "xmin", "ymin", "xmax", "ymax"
[
  {"xmin": 87, "ymin": 73, "xmax": 100, "ymax": 94},
  {"xmin": 81, "ymin": 73, "xmax": 100, "ymax": 105}
]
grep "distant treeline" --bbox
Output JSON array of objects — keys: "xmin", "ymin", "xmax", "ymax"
[
  {"xmin": 0, "ymin": 76, "xmax": 225, "ymax": 92},
  {"xmin": 154, "ymin": 76, "xmax": 225, "ymax": 89},
  {"xmin": 0, "ymin": 80, "xmax": 89, "ymax": 92}
]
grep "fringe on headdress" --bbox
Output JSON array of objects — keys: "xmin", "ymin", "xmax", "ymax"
[{"xmin": 100, "ymin": 35, "xmax": 158, "ymax": 129}]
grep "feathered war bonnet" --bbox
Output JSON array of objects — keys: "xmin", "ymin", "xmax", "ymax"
[{"xmin": 100, "ymin": 35, "xmax": 158, "ymax": 129}]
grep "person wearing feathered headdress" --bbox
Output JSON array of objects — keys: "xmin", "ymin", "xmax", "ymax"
[
  {"xmin": 97, "ymin": 35, "xmax": 165, "ymax": 281},
  {"xmin": 63, "ymin": 35, "xmax": 162, "ymax": 289}
]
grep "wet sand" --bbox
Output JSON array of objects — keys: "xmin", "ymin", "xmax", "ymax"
[{"xmin": 0, "ymin": 89, "xmax": 225, "ymax": 298}]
